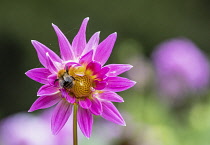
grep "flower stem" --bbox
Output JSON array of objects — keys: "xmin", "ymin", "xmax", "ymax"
[{"xmin": 73, "ymin": 103, "xmax": 78, "ymax": 145}]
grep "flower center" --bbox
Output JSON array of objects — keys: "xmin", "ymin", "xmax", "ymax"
[
  {"xmin": 57, "ymin": 68, "xmax": 94, "ymax": 99},
  {"xmin": 70, "ymin": 75, "xmax": 93, "ymax": 98}
]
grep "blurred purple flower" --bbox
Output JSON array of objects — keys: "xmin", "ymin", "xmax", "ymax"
[
  {"xmin": 0, "ymin": 112, "xmax": 73, "ymax": 145},
  {"xmin": 25, "ymin": 17, "xmax": 135, "ymax": 138},
  {"xmin": 152, "ymin": 38, "xmax": 210, "ymax": 100}
]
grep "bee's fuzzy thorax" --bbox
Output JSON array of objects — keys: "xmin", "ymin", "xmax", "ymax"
[{"xmin": 57, "ymin": 69, "xmax": 66, "ymax": 78}]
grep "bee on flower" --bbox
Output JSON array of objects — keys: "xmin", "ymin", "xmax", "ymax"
[{"xmin": 25, "ymin": 17, "xmax": 135, "ymax": 139}]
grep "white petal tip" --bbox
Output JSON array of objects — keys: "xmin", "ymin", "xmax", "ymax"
[
  {"xmin": 131, "ymin": 81, "xmax": 137, "ymax": 85},
  {"xmin": 85, "ymin": 17, "xmax": 90, "ymax": 20},
  {"xmin": 52, "ymin": 23, "xmax": 58, "ymax": 28},
  {"xmin": 121, "ymin": 122, "xmax": 126, "ymax": 126},
  {"xmin": 129, "ymin": 65, "xmax": 134, "ymax": 68}
]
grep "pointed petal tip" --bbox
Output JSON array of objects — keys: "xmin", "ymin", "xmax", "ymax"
[
  {"xmin": 31, "ymin": 40, "xmax": 40, "ymax": 44},
  {"xmin": 28, "ymin": 106, "xmax": 36, "ymax": 112},
  {"xmin": 130, "ymin": 80, "xmax": 137, "ymax": 87},
  {"xmin": 119, "ymin": 120, "xmax": 126, "ymax": 126},
  {"xmin": 31, "ymin": 40, "xmax": 42, "ymax": 47},
  {"xmin": 95, "ymin": 31, "xmax": 101, "ymax": 37},
  {"xmin": 31, "ymin": 40, "xmax": 36, "ymax": 44},
  {"xmin": 82, "ymin": 17, "xmax": 89, "ymax": 24},
  {"xmin": 109, "ymin": 32, "xmax": 117, "ymax": 37},
  {"xmin": 83, "ymin": 132, "xmax": 91, "ymax": 138},
  {"xmin": 25, "ymin": 71, "xmax": 28, "ymax": 75},
  {"xmin": 52, "ymin": 23, "xmax": 58, "ymax": 28},
  {"xmin": 85, "ymin": 17, "xmax": 89, "ymax": 20},
  {"xmin": 52, "ymin": 23, "xmax": 57, "ymax": 28},
  {"xmin": 95, "ymin": 31, "xmax": 101, "ymax": 36}
]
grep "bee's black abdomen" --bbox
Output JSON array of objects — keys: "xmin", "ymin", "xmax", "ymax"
[{"xmin": 63, "ymin": 81, "xmax": 73, "ymax": 89}]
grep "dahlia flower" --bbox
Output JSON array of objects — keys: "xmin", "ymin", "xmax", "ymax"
[
  {"xmin": 152, "ymin": 38, "xmax": 210, "ymax": 99},
  {"xmin": 0, "ymin": 112, "xmax": 73, "ymax": 145},
  {"xmin": 25, "ymin": 17, "xmax": 135, "ymax": 139}
]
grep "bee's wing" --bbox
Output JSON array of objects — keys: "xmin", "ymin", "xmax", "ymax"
[{"xmin": 63, "ymin": 73, "xmax": 73, "ymax": 82}]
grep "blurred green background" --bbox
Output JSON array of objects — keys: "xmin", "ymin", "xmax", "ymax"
[{"xmin": 0, "ymin": 0, "xmax": 210, "ymax": 145}]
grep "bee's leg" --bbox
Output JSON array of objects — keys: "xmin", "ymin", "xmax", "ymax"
[
  {"xmin": 72, "ymin": 76, "xmax": 76, "ymax": 81},
  {"xmin": 54, "ymin": 79, "xmax": 59, "ymax": 85},
  {"xmin": 65, "ymin": 66, "xmax": 69, "ymax": 74}
]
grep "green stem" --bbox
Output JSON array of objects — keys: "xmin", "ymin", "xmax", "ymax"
[{"xmin": 73, "ymin": 103, "xmax": 78, "ymax": 145}]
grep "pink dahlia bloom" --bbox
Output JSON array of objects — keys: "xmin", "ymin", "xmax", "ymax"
[
  {"xmin": 152, "ymin": 38, "xmax": 210, "ymax": 98},
  {"xmin": 0, "ymin": 112, "xmax": 73, "ymax": 145},
  {"xmin": 25, "ymin": 17, "xmax": 135, "ymax": 138}
]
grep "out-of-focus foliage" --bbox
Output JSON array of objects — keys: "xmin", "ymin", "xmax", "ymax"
[{"xmin": 0, "ymin": 0, "xmax": 210, "ymax": 145}]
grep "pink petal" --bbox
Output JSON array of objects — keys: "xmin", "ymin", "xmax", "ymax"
[
  {"xmin": 94, "ymin": 80, "xmax": 107, "ymax": 90},
  {"xmin": 101, "ymin": 101, "xmax": 126, "ymax": 126},
  {"xmin": 25, "ymin": 68, "xmax": 51, "ymax": 84},
  {"xmin": 89, "ymin": 98, "xmax": 102, "ymax": 115},
  {"xmin": 51, "ymin": 100, "xmax": 73, "ymax": 135},
  {"xmin": 31, "ymin": 40, "xmax": 62, "ymax": 68},
  {"xmin": 52, "ymin": 24, "xmax": 75, "ymax": 61},
  {"xmin": 82, "ymin": 31, "xmax": 100, "ymax": 55},
  {"xmin": 105, "ymin": 64, "xmax": 133, "ymax": 76},
  {"xmin": 79, "ymin": 50, "xmax": 93, "ymax": 65},
  {"xmin": 99, "ymin": 91, "xmax": 124, "ymax": 102},
  {"xmin": 37, "ymin": 84, "xmax": 59, "ymax": 96},
  {"xmin": 72, "ymin": 17, "xmax": 89, "ymax": 58},
  {"xmin": 46, "ymin": 53, "xmax": 62, "ymax": 73},
  {"xmin": 78, "ymin": 106, "xmax": 93, "ymax": 138},
  {"xmin": 104, "ymin": 77, "xmax": 136, "ymax": 92},
  {"xmin": 96, "ymin": 67, "xmax": 110, "ymax": 79},
  {"xmin": 60, "ymin": 89, "xmax": 76, "ymax": 103},
  {"xmin": 28, "ymin": 94, "xmax": 61, "ymax": 112},
  {"xmin": 65, "ymin": 62, "xmax": 81, "ymax": 68},
  {"xmin": 86, "ymin": 61, "xmax": 101, "ymax": 74},
  {"xmin": 79, "ymin": 98, "xmax": 92, "ymax": 109},
  {"xmin": 94, "ymin": 33, "xmax": 117, "ymax": 65},
  {"xmin": 47, "ymin": 74, "xmax": 58, "ymax": 86}
]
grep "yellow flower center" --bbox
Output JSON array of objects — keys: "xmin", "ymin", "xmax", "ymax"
[
  {"xmin": 70, "ymin": 75, "xmax": 93, "ymax": 98},
  {"xmin": 57, "ymin": 66, "xmax": 95, "ymax": 99}
]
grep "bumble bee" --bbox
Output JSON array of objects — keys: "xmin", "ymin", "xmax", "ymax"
[{"xmin": 55, "ymin": 67, "xmax": 75, "ymax": 89}]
